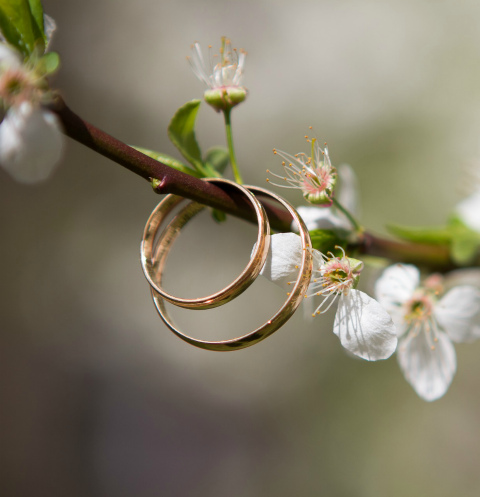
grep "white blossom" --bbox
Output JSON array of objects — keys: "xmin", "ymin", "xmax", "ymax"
[
  {"xmin": 0, "ymin": 101, "xmax": 63, "ymax": 183},
  {"xmin": 0, "ymin": 43, "xmax": 63, "ymax": 183},
  {"xmin": 0, "ymin": 43, "xmax": 22, "ymax": 69},
  {"xmin": 259, "ymin": 232, "xmax": 397, "ymax": 361},
  {"xmin": 44, "ymin": 15, "xmax": 57, "ymax": 50},
  {"xmin": 188, "ymin": 37, "xmax": 246, "ymax": 90},
  {"xmin": 375, "ymin": 264, "xmax": 480, "ymax": 401},
  {"xmin": 455, "ymin": 190, "xmax": 480, "ymax": 233},
  {"xmin": 268, "ymin": 138, "xmax": 337, "ymax": 206},
  {"xmin": 295, "ymin": 163, "xmax": 359, "ymax": 232},
  {"xmin": 187, "ymin": 37, "xmax": 247, "ymax": 111},
  {"xmin": 444, "ymin": 268, "xmax": 480, "ymax": 342}
]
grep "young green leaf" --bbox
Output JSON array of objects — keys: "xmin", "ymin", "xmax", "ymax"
[
  {"xmin": 204, "ymin": 146, "xmax": 229, "ymax": 174},
  {"xmin": 35, "ymin": 50, "xmax": 59, "ymax": 74},
  {"xmin": 448, "ymin": 216, "xmax": 480, "ymax": 265},
  {"xmin": 132, "ymin": 146, "xmax": 202, "ymax": 178},
  {"xmin": 448, "ymin": 215, "xmax": 471, "ymax": 230},
  {"xmin": 388, "ymin": 219, "xmax": 480, "ymax": 265},
  {"xmin": 451, "ymin": 233, "xmax": 480, "ymax": 265},
  {"xmin": 0, "ymin": 0, "xmax": 45, "ymax": 57},
  {"xmin": 211, "ymin": 209, "xmax": 227, "ymax": 223},
  {"xmin": 26, "ymin": 0, "xmax": 44, "ymax": 44},
  {"xmin": 309, "ymin": 229, "xmax": 346, "ymax": 255},
  {"xmin": 387, "ymin": 224, "xmax": 452, "ymax": 244},
  {"xmin": 167, "ymin": 99, "xmax": 207, "ymax": 175}
]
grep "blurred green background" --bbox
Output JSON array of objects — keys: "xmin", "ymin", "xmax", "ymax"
[{"xmin": 2, "ymin": 0, "xmax": 480, "ymax": 496}]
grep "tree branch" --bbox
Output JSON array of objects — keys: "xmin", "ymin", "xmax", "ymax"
[
  {"xmin": 49, "ymin": 97, "xmax": 464, "ymax": 271},
  {"xmin": 49, "ymin": 96, "xmax": 292, "ymax": 230}
]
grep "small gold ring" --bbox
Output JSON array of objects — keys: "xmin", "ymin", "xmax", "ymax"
[
  {"xmin": 141, "ymin": 178, "xmax": 271, "ymax": 310},
  {"xmin": 150, "ymin": 185, "xmax": 313, "ymax": 351}
]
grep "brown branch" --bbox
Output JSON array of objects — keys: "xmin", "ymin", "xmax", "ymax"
[
  {"xmin": 49, "ymin": 97, "xmax": 463, "ymax": 271},
  {"xmin": 361, "ymin": 233, "xmax": 454, "ymax": 270},
  {"xmin": 48, "ymin": 97, "xmax": 292, "ymax": 231}
]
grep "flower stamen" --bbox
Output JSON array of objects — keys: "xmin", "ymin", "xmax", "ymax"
[
  {"xmin": 306, "ymin": 250, "xmax": 362, "ymax": 316},
  {"xmin": 268, "ymin": 135, "xmax": 337, "ymax": 205}
]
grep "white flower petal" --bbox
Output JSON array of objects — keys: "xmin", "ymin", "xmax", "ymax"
[
  {"xmin": 233, "ymin": 50, "xmax": 246, "ymax": 85},
  {"xmin": 0, "ymin": 43, "xmax": 22, "ymax": 69},
  {"xmin": 386, "ymin": 305, "xmax": 409, "ymax": 337},
  {"xmin": 375, "ymin": 264, "xmax": 419, "ymax": 308},
  {"xmin": 456, "ymin": 190, "xmax": 480, "ymax": 233},
  {"xmin": 470, "ymin": 323, "xmax": 480, "ymax": 340},
  {"xmin": 188, "ymin": 40, "xmax": 244, "ymax": 90},
  {"xmin": 0, "ymin": 102, "xmax": 64, "ymax": 183},
  {"xmin": 444, "ymin": 268, "xmax": 480, "ymax": 290},
  {"xmin": 188, "ymin": 43, "xmax": 210, "ymax": 86},
  {"xmin": 294, "ymin": 205, "xmax": 350, "ymax": 232},
  {"xmin": 397, "ymin": 329, "xmax": 456, "ymax": 401},
  {"xmin": 434, "ymin": 286, "xmax": 480, "ymax": 343},
  {"xmin": 333, "ymin": 289, "xmax": 397, "ymax": 361},
  {"xmin": 44, "ymin": 15, "xmax": 57, "ymax": 50},
  {"xmin": 258, "ymin": 232, "xmax": 304, "ymax": 287}
]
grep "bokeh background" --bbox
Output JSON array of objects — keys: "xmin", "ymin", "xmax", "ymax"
[{"xmin": 2, "ymin": 0, "xmax": 480, "ymax": 495}]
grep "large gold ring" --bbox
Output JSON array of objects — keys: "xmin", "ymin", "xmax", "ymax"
[
  {"xmin": 141, "ymin": 178, "xmax": 270, "ymax": 310},
  {"xmin": 150, "ymin": 185, "xmax": 313, "ymax": 351}
]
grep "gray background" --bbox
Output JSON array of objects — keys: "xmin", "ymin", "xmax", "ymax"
[{"xmin": 2, "ymin": 1, "xmax": 480, "ymax": 496}]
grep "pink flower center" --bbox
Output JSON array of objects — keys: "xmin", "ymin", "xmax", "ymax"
[
  {"xmin": 302, "ymin": 166, "xmax": 332, "ymax": 195},
  {"xmin": 0, "ymin": 68, "xmax": 37, "ymax": 107},
  {"xmin": 322, "ymin": 259, "xmax": 353, "ymax": 293},
  {"xmin": 405, "ymin": 293, "xmax": 433, "ymax": 323}
]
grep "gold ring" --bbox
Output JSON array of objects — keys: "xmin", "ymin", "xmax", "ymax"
[
  {"xmin": 141, "ymin": 178, "xmax": 270, "ymax": 309},
  {"xmin": 150, "ymin": 185, "xmax": 313, "ymax": 351}
]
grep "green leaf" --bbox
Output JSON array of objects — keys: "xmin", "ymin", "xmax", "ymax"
[
  {"xmin": 36, "ymin": 50, "xmax": 59, "ymax": 74},
  {"xmin": 168, "ymin": 99, "xmax": 206, "ymax": 174},
  {"xmin": 389, "ymin": 218, "xmax": 480, "ymax": 265},
  {"xmin": 448, "ymin": 216, "xmax": 480, "ymax": 265},
  {"xmin": 309, "ymin": 229, "xmax": 346, "ymax": 255},
  {"xmin": 451, "ymin": 233, "xmax": 480, "ymax": 265},
  {"xmin": 211, "ymin": 209, "xmax": 227, "ymax": 223},
  {"xmin": 26, "ymin": 0, "xmax": 44, "ymax": 44},
  {"xmin": 0, "ymin": 0, "xmax": 45, "ymax": 57},
  {"xmin": 448, "ymin": 215, "xmax": 470, "ymax": 230},
  {"xmin": 132, "ymin": 146, "xmax": 202, "ymax": 178},
  {"xmin": 387, "ymin": 224, "xmax": 452, "ymax": 244},
  {"xmin": 204, "ymin": 146, "xmax": 229, "ymax": 174}
]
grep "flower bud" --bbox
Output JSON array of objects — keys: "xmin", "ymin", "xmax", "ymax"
[
  {"xmin": 204, "ymin": 86, "xmax": 247, "ymax": 112},
  {"xmin": 303, "ymin": 180, "xmax": 336, "ymax": 206}
]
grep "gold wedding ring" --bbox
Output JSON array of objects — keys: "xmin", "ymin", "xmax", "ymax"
[
  {"xmin": 141, "ymin": 178, "xmax": 270, "ymax": 310},
  {"xmin": 149, "ymin": 185, "xmax": 313, "ymax": 351}
]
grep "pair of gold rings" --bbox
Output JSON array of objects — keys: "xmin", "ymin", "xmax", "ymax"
[{"xmin": 140, "ymin": 178, "xmax": 313, "ymax": 351}]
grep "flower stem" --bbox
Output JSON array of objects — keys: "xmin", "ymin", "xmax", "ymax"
[
  {"xmin": 223, "ymin": 108, "xmax": 243, "ymax": 184},
  {"xmin": 332, "ymin": 198, "xmax": 362, "ymax": 234}
]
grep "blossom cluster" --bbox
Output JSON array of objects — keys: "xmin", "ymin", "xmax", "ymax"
[
  {"xmin": 261, "ymin": 232, "xmax": 398, "ymax": 361},
  {"xmin": 260, "ymin": 138, "xmax": 480, "ymax": 401},
  {"xmin": 260, "ymin": 232, "xmax": 480, "ymax": 401},
  {"xmin": 0, "ymin": 15, "xmax": 64, "ymax": 184},
  {"xmin": 188, "ymin": 41, "xmax": 480, "ymax": 401}
]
